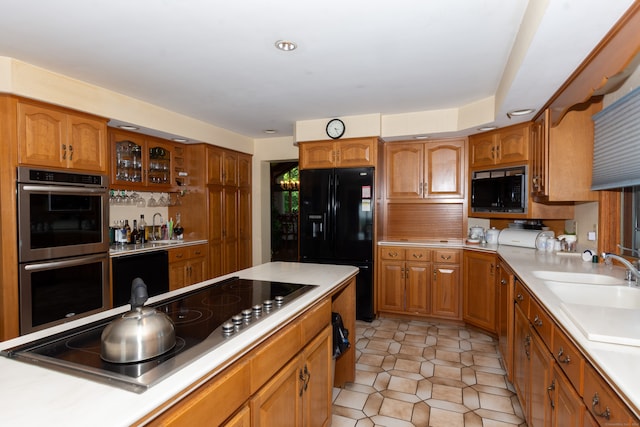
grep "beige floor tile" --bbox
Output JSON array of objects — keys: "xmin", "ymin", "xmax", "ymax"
[
  {"xmin": 334, "ymin": 389, "xmax": 369, "ymax": 410},
  {"xmin": 428, "ymin": 407, "xmax": 465, "ymax": 427},
  {"xmin": 332, "ymin": 414, "xmax": 358, "ymax": 427},
  {"xmin": 432, "ymin": 383, "xmax": 463, "ymax": 404},
  {"xmin": 387, "ymin": 375, "xmax": 419, "ymax": 394},
  {"xmin": 378, "ymin": 397, "xmax": 414, "ymax": 421},
  {"xmin": 358, "ymin": 353, "xmax": 385, "ymax": 367},
  {"xmin": 393, "ymin": 358, "xmax": 421, "ymax": 373},
  {"xmin": 479, "ymin": 391, "xmax": 517, "ymax": 413}
]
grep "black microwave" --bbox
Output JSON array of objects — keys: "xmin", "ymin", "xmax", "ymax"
[{"xmin": 471, "ymin": 167, "xmax": 527, "ymax": 213}]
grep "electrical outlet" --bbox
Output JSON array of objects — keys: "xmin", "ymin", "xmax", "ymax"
[{"xmin": 587, "ymin": 231, "xmax": 597, "ymax": 241}]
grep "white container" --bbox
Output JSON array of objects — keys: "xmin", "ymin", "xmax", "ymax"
[
  {"xmin": 485, "ymin": 227, "xmax": 500, "ymax": 244},
  {"xmin": 536, "ymin": 235, "xmax": 548, "ymax": 251}
]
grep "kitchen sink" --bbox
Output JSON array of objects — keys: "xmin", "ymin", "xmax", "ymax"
[
  {"xmin": 531, "ymin": 270, "xmax": 625, "ymax": 285},
  {"xmin": 545, "ymin": 281, "xmax": 640, "ymax": 309}
]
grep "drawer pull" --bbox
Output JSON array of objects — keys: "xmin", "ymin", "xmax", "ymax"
[
  {"xmin": 557, "ymin": 347, "xmax": 571, "ymax": 364},
  {"xmin": 524, "ymin": 334, "xmax": 531, "ymax": 360},
  {"xmin": 591, "ymin": 392, "xmax": 611, "ymax": 420},
  {"xmin": 440, "ymin": 254, "xmax": 451, "ymax": 260},
  {"xmin": 516, "ymin": 293, "xmax": 524, "ymax": 302},
  {"xmin": 547, "ymin": 379, "xmax": 555, "ymax": 409},
  {"xmin": 194, "ymin": 250, "xmax": 201, "ymax": 255},
  {"xmin": 533, "ymin": 315, "xmax": 543, "ymax": 327},
  {"xmin": 500, "ymin": 279, "xmax": 507, "ymax": 285},
  {"xmin": 176, "ymin": 253, "xmax": 184, "ymax": 259},
  {"xmin": 412, "ymin": 253, "xmax": 423, "ymax": 259},
  {"xmin": 388, "ymin": 251, "xmax": 398, "ymax": 258}
]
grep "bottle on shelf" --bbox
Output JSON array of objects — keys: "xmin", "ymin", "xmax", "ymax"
[
  {"xmin": 174, "ymin": 213, "xmax": 184, "ymax": 240},
  {"xmin": 138, "ymin": 215, "xmax": 147, "ymax": 244},
  {"xmin": 168, "ymin": 217, "xmax": 174, "ymax": 240},
  {"xmin": 130, "ymin": 219, "xmax": 140, "ymax": 244},
  {"xmin": 160, "ymin": 219, "xmax": 168, "ymax": 240},
  {"xmin": 116, "ymin": 220, "xmax": 127, "ymax": 246}
]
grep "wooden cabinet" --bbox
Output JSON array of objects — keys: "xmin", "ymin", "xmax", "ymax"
[
  {"xmin": 168, "ymin": 244, "xmax": 208, "ymax": 290},
  {"xmin": 431, "ymin": 249, "xmax": 461, "ymax": 320},
  {"xmin": 469, "ymin": 123, "xmax": 529, "ymax": 169},
  {"xmin": 17, "ymin": 99, "xmax": 108, "ymax": 173},
  {"xmin": 530, "ymin": 103, "xmax": 601, "ymax": 203},
  {"xmin": 385, "ymin": 139, "xmax": 465, "ymax": 200},
  {"xmin": 550, "ymin": 364, "xmax": 584, "ymax": 427},
  {"xmin": 496, "ymin": 258, "xmax": 515, "ymax": 379},
  {"xmin": 110, "ymin": 129, "xmax": 179, "ymax": 190},
  {"xmin": 298, "ymin": 137, "xmax": 377, "ymax": 169},
  {"xmin": 377, "ymin": 246, "xmax": 431, "ymax": 315},
  {"xmin": 207, "ymin": 146, "xmax": 252, "ymax": 277},
  {"xmin": 583, "ymin": 362, "xmax": 638, "ymax": 426},
  {"xmin": 463, "ymin": 250, "xmax": 496, "ymax": 332}
]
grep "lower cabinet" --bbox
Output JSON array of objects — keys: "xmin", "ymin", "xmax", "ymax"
[
  {"xmin": 462, "ymin": 250, "xmax": 496, "ymax": 331},
  {"xmin": 168, "ymin": 244, "xmax": 208, "ymax": 290},
  {"xmin": 431, "ymin": 249, "xmax": 461, "ymax": 320},
  {"xmin": 496, "ymin": 258, "xmax": 515, "ymax": 379}
]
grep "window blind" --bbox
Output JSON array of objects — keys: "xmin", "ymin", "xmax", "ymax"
[{"xmin": 592, "ymin": 85, "xmax": 640, "ymax": 190}]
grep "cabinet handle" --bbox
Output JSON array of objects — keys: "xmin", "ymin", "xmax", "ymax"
[
  {"xmin": 557, "ymin": 347, "xmax": 571, "ymax": 364},
  {"xmin": 490, "ymin": 263, "xmax": 494, "ymax": 275},
  {"xmin": 501, "ymin": 279, "xmax": 507, "ymax": 285},
  {"xmin": 176, "ymin": 253, "xmax": 184, "ymax": 259},
  {"xmin": 299, "ymin": 368, "xmax": 306, "ymax": 396},
  {"xmin": 440, "ymin": 254, "xmax": 451, "ymax": 260},
  {"xmin": 516, "ymin": 293, "xmax": 524, "ymax": 302},
  {"xmin": 524, "ymin": 334, "xmax": 531, "ymax": 360},
  {"xmin": 62, "ymin": 144, "xmax": 67, "ymax": 160},
  {"xmin": 433, "ymin": 269, "xmax": 437, "ymax": 281},
  {"xmin": 491, "ymin": 146, "xmax": 495, "ymax": 159},
  {"xmin": 68, "ymin": 145, "xmax": 73, "ymax": 161},
  {"xmin": 388, "ymin": 251, "xmax": 398, "ymax": 258},
  {"xmin": 533, "ymin": 315, "xmax": 543, "ymax": 327},
  {"xmin": 547, "ymin": 379, "xmax": 556, "ymax": 409},
  {"xmin": 591, "ymin": 392, "xmax": 611, "ymax": 420},
  {"xmin": 194, "ymin": 250, "xmax": 201, "ymax": 255},
  {"xmin": 412, "ymin": 253, "xmax": 423, "ymax": 259},
  {"xmin": 303, "ymin": 365, "xmax": 311, "ymax": 392}
]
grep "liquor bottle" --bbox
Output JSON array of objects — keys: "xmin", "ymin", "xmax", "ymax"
[
  {"xmin": 138, "ymin": 215, "xmax": 147, "ymax": 244},
  {"xmin": 160, "ymin": 219, "xmax": 168, "ymax": 240},
  {"xmin": 130, "ymin": 219, "xmax": 140, "ymax": 244},
  {"xmin": 174, "ymin": 213, "xmax": 184, "ymax": 240},
  {"xmin": 124, "ymin": 219, "xmax": 132, "ymax": 244}
]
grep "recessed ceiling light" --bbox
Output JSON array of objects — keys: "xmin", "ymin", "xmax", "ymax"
[
  {"xmin": 414, "ymin": 135, "xmax": 430, "ymax": 140},
  {"xmin": 507, "ymin": 108, "xmax": 535, "ymax": 118},
  {"xmin": 118, "ymin": 125, "xmax": 139, "ymax": 131},
  {"xmin": 477, "ymin": 126, "xmax": 498, "ymax": 131},
  {"xmin": 263, "ymin": 129, "xmax": 277, "ymax": 134},
  {"xmin": 172, "ymin": 138, "xmax": 188, "ymax": 143},
  {"xmin": 275, "ymin": 40, "xmax": 297, "ymax": 51}
]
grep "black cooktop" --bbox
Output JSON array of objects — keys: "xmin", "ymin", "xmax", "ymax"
[{"xmin": 1, "ymin": 277, "xmax": 315, "ymax": 393}]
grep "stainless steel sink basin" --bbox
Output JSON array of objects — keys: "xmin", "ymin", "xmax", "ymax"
[{"xmin": 531, "ymin": 270, "xmax": 625, "ymax": 285}]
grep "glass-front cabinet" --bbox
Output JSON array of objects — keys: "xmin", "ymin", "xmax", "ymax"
[{"xmin": 110, "ymin": 130, "xmax": 177, "ymax": 190}]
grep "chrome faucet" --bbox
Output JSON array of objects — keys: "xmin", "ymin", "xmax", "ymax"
[
  {"xmin": 152, "ymin": 213, "xmax": 163, "ymax": 240},
  {"xmin": 601, "ymin": 252, "xmax": 640, "ymax": 282}
]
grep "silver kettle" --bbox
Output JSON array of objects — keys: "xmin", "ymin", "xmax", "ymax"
[{"xmin": 101, "ymin": 278, "xmax": 176, "ymax": 363}]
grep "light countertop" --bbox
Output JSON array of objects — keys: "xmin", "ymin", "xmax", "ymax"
[
  {"xmin": 109, "ymin": 239, "xmax": 208, "ymax": 257},
  {"xmin": 497, "ymin": 246, "xmax": 640, "ymax": 418},
  {"xmin": 0, "ymin": 262, "xmax": 358, "ymax": 426}
]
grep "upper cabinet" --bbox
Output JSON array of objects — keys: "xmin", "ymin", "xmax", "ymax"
[
  {"xmin": 530, "ymin": 102, "xmax": 601, "ymax": 203},
  {"xmin": 385, "ymin": 138, "xmax": 465, "ymax": 200},
  {"xmin": 17, "ymin": 99, "xmax": 108, "ymax": 173},
  {"xmin": 298, "ymin": 137, "xmax": 378, "ymax": 169},
  {"xmin": 110, "ymin": 129, "xmax": 179, "ymax": 190},
  {"xmin": 469, "ymin": 123, "xmax": 529, "ymax": 169}
]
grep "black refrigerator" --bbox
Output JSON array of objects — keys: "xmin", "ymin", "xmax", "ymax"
[{"xmin": 299, "ymin": 167, "xmax": 374, "ymax": 321}]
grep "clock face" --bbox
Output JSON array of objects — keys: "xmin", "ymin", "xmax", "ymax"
[{"xmin": 326, "ymin": 119, "xmax": 345, "ymax": 139}]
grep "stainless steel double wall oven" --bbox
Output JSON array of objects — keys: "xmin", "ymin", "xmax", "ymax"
[{"xmin": 17, "ymin": 167, "xmax": 110, "ymax": 334}]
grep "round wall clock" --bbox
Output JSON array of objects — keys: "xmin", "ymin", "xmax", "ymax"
[{"xmin": 326, "ymin": 118, "xmax": 345, "ymax": 139}]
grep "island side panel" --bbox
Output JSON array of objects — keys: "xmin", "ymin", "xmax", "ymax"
[{"xmin": 331, "ymin": 276, "xmax": 356, "ymax": 387}]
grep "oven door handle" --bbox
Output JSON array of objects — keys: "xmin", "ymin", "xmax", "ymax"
[
  {"xmin": 23, "ymin": 254, "xmax": 108, "ymax": 271},
  {"xmin": 21, "ymin": 184, "xmax": 108, "ymax": 194}
]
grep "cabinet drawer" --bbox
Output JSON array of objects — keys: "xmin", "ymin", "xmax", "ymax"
[
  {"xmin": 406, "ymin": 248, "xmax": 430, "ymax": 262},
  {"xmin": 434, "ymin": 249, "xmax": 459, "ymax": 264},
  {"xmin": 300, "ymin": 299, "xmax": 331, "ymax": 344},
  {"xmin": 529, "ymin": 297, "xmax": 553, "ymax": 350},
  {"xmin": 188, "ymin": 244, "xmax": 207, "ymax": 258},
  {"xmin": 514, "ymin": 280, "xmax": 530, "ymax": 317},
  {"xmin": 379, "ymin": 247, "xmax": 405, "ymax": 260},
  {"xmin": 168, "ymin": 247, "xmax": 189, "ymax": 262},
  {"xmin": 553, "ymin": 327, "xmax": 584, "ymax": 395},
  {"xmin": 583, "ymin": 363, "xmax": 635, "ymax": 426}
]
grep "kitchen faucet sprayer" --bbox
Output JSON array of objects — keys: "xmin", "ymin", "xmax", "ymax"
[{"xmin": 601, "ymin": 252, "xmax": 640, "ymax": 282}]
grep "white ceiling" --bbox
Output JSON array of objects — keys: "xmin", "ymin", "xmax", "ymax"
[{"xmin": 0, "ymin": 0, "xmax": 635, "ymax": 140}]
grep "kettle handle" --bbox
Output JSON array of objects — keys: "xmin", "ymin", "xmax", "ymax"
[{"xmin": 130, "ymin": 278, "xmax": 149, "ymax": 309}]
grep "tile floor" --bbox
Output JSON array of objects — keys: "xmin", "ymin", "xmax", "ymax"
[{"xmin": 331, "ymin": 318, "xmax": 527, "ymax": 427}]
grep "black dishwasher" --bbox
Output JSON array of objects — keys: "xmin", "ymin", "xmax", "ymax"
[{"xmin": 111, "ymin": 251, "xmax": 169, "ymax": 307}]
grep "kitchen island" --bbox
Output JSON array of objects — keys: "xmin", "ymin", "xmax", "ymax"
[{"xmin": 0, "ymin": 262, "xmax": 357, "ymax": 426}]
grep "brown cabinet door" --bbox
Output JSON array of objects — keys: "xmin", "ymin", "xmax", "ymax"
[
  {"xmin": 431, "ymin": 264, "xmax": 460, "ymax": 319},
  {"xmin": 405, "ymin": 261, "xmax": 430, "ymax": 314},
  {"xmin": 335, "ymin": 138, "xmax": 375, "ymax": 168},
  {"xmin": 424, "ymin": 139, "xmax": 465, "ymax": 199},
  {"xmin": 469, "ymin": 134, "xmax": 496, "ymax": 168},
  {"xmin": 67, "ymin": 114, "xmax": 108, "ymax": 172},
  {"xmin": 498, "ymin": 125, "xmax": 529, "ymax": 165},
  {"xmin": 513, "ymin": 304, "xmax": 530, "ymax": 417},
  {"xmin": 222, "ymin": 405, "xmax": 251, "ymax": 427},
  {"xmin": 207, "ymin": 146, "xmax": 224, "ymax": 185},
  {"xmin": 463, "ymin": 251, "xmax": 496, "ymax": 332},
  {"xmin": 378, "ymin": 259, "xmax": 405, "ymax": 312},
  {"xmin": 208, "ymin": 185, "xmax": 224, "ymax": 278},
  {"xmin": 251, "ymin": 355, "xmax": 302, "ymax": 427},
  {"xmin": 223, "ymin": 187, "xmax": 239, "ymax": 274},
  {"xmin": 238, "ymin": 152, "xmax": 252, "ymax": 188},
  {"xmin": 223, "ymin": 150, "xmax": 239, "ymax": 187},
  {"xmin": 18, "ymin": 102, "xmax": 66, "ymax": 169},
  {"xmin": 238, "ymin": 187, "xmax": 252, "ymax": 270},
  {"xmin": 497, "ymin": 260, "xmax": 514, "ymax": 379},
  {"xmin": 529, "ymin": 326, "xmax": 553, "ymax": 427},
  {"xmin": 530, "ymin": 113, "xmax": 548, "ymax": 197},
  {"xmin": 551, "ymin": 365, "xmax": 584, "ymax": 427},
  {"xmin": 299, "ymin": 141, "xmax": 335, "ymax": 169},
  {"xmin": 385, "ymin": 142, "xmax": 423, "ymax": 199},
  {"xmin": 301, "ymin": 327, "xmax": 332, "ymax": 427}
]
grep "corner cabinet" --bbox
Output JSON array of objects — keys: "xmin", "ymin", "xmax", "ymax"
[
  {"xmin": 298, "ymin": 137, "xmax": 378, "ymax": 170},
  {"xmin": 17, "ymin": 99, "xmax": 108, "ymax": 173},
  {"xmin": 462, "ymin": 250, "xmax": 496, "ymax": 332},
  {"xmin": 469, "ymin": 123, "xmax": 528, "ymax": 169},
  {"xmin": 530, "ymin": 103, "xmax": 601, "ymax": 203},
  {"xmin": 385, "ymin": 139, "xmax": 465, "ymax": 200}
]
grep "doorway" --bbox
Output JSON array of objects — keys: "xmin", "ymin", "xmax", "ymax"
[{"xmin": 271, "ymin": 162, "xmax": 299, "ymax": 261}]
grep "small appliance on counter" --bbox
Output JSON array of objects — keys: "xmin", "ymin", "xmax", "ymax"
[{"xmin": 498, "ymin": 228, "xmax": 554, "ymax": 249}]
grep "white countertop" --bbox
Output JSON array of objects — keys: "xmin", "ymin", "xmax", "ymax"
[
  {"xmin": 109, "ymin": 239, "xmax": 208, "ymax": 257},
  {"xmin": 0, "ymin": 262, "xmax": 358, "ymax": 427},
  {"xmin": 498, "ymin": 247, "xmax": 640, "ymax": 417}
]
